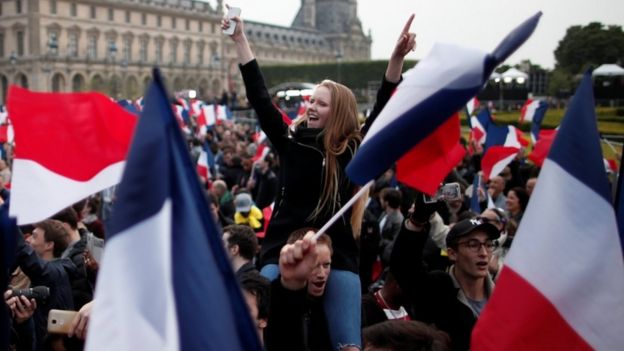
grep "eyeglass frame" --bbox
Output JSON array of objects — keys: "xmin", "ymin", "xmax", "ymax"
[{"xmin": 455, "ymin": 238, "xmax": 498, "ymax": 252}]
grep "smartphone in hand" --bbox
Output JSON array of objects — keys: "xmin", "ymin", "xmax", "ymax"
[
  {"xmin": 222, "ymin": 7, "xmax": 241, "ymax": 35},
  {"xmin": 47, "ymin": 309, "xmax": 78, "ymax": 334}
]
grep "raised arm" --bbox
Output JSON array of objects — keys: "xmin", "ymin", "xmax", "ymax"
[
  {"xmin": 362, "ymin": 14, "xmax": 416, "ymax": 135},
  {"xmin": 221, "ymin": 8, "xmax": 288, "ymax": 148}
]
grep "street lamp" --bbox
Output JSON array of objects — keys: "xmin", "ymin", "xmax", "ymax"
[
  {"xmin": 108, "ymin": 41, "xmax": 118, "ymax": 98},
  {"xmin": 8, "ymin": 52, "xmax": 17, "ymax": 74}
]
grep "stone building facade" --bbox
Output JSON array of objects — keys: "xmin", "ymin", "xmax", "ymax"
[{"xmin": 0, "ymin": 0, "xmax": 371, "ymax": 103}]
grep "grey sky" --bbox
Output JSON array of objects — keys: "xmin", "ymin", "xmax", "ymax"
[{"xmin": 210, "ymin": 0, "xmax": 624, "ymax": 69}]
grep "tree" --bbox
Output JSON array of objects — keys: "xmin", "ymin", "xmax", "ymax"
[{"xmin": 554, "ymin": 22, "xmax": 624, "ymax": 74}]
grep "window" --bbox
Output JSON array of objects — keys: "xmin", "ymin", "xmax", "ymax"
[
  {"xmin": 170, "ymin": 40, "xmax": 177, "ymax": 63},
  {"xmin": 197, "ymin": 43, "xmax": 204, "ymax": 65},
  {"xmin": 68, "ymin": 32, "xmax": 78, "ymax": 57},
  {"xmin": 0, "ymin": 33, "xmax": 4, "ymax": 57},
  {"xmin": 90, "ymin": 6, "xmax": 96, "ymax": 19},
  {"xmin": 141, "ymin": 13, "xmax": 147, "ymax": 25},
  {"xmin": 139, "ymin": 38, "xmax": 148, "ymax": 62},
  {"xmin": 87, "ymin": 34, "xmax": 97, "ymax": 58},
  {"xmin": 50, "ymin": 0, "xmax": 57, "ymax": 14},
  {"xmin": 155, "ymin": 40, "xmax": 162, "ymax": 63},
  {"xmin": 108, "ymin": 8, "xmax": 113, "ymax": 21},
  {"xmin": 70, "ymin": 3, "xmax": 77, "ymax": 17},
  {"xmin": 123, "ymin": 36, "xmax": 131, "ymax": 62},
  {"xmin": 198, "ymin": 22, "xmax": 203, "ymax": 32},
  {"xmin": 125, "ymin": 10, "xmax": 130, "ymax": 23},
  {"xmin": 157, "ymin": 15, "xmax": 162, "ymax": 27},
  {"xmin": 16, "ymin": 31, "xmax": 24, "ymax": 56},
  {"xmin": 183, "ymin": 41, "xmax": 191, "ymax": 64},
  {"xmin": 16, "ymin": 0, "xmax": 22, "ymax": 14},
  {"xmin": 185, "ymin": 19, "xmax": 190, "ymax": 31},
  {"xmin": 172, "ymin": 17, "xmax": 176, "ymax": 30}
]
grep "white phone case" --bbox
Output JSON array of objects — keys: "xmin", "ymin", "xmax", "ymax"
[{"xmin": 222, "ymin": 7, "xmax": 242, "ymax": 35}]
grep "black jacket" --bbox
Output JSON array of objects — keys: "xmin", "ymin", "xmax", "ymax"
[
  {"xmin": 62, "ymin": 235, "xmax": 93, "ymax": 310},
  {"xmin": 390, "ymin": 222, "xmax": 486, "ymax": 351},
  {"xmin": 240, "ymin": 59, "xmax": 399, "ymax": 273},
  {"xmin": 265, "ymin": 279, "xmax": 332, "ymax": 351},
  {"xmin": 13, "ymin": 231, "xmax": 75, "ymax": 351}
]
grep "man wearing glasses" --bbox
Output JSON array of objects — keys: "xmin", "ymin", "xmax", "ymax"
[{"xmin": 390, "ymin": 214, "xmax": 500, "ymax": 351}]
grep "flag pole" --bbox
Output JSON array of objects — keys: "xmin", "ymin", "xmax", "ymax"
[{"xmin": 314, "ymin": 180, "xmax": 374, "ymax": 240}]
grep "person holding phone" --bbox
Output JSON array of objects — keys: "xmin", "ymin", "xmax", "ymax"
[{"xmin": 222, "ymin": 8, "xmax": 416, "ymax": 350}]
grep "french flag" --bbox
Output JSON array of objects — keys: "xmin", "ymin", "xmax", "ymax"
[
  {"xmin": 252, "ymin": 143, "xmax": 271, "ymax": 162},
  {"xmin": 196, "ymin": 149, "xmax": 211, "ymax": 183},
  {"xmin": 472, "ymin": 72, "xmax": 624, "ymax": 350},
  {"xmin": 86, "ymin": 69, "xmax": 262, "ymax": 351},
  {"xmin": 528, "ymin": 129, "xmax": 557, "ymax": 167},
  {"xmin": 347, "ymin": 13, "xmax": 542, "ymax": 194},
  {"xmin": 519, "ymin": 98, "xmax": 548, "ymax": 123},
  {"xmin": 470, "ymin": 108, "xmax": 494, "ymax": 145},
  {"xmin": 7, "ymin": 86, "xmax": 137, "ymax": 225},
  {"xmin": 198, "ymin": 105, "xmax": 217, "ymax": 134},
  {"xmin": 466, "ymin": 97, "xmax": 480, "ymax": 116},
  {"xmin": 481, "ymin": 124, "xmax": 522, "ymax": 181}
]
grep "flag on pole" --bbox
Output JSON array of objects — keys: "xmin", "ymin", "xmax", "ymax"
[
  {"xmin": 481, "ymin": 124, "xmax": 522, "ymax": 181},
  {"xmin": 86, "ymin": 68, "xmax": 262, "ymax": 351},
  {"xmin": 527, "ymin": 129, "xmax": 557, "ymax": 167},
  {"xmin": 470, "ymin": 108, "xmax": 494, "ymax": 145},
  {"xmin": 519, "ymin": 99, "xmax": 548, "ymax": 124},
  {"xmin": 466, "ymin": 97, "xmax": 480, "ymax": 116},
  {"xmin": 7, "ymin": 86, "xmax": 137, "ymax": 225},
  {"xmin": 472, "ymin": 71, "xmax": 624, "ymax": 350},
  {"xmin": 346, "ymin": 12, "xmax": 542, "ymax": 194}
]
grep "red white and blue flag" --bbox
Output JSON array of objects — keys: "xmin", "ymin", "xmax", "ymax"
[
  {"xmin": 481, "ymin": 124, "xmax": 522, "ymax": 181},
  {"xmin": 346, "ymin": 13, "xmax": 542, "ymax": 194},
  {"xmin": 470, "ymin": 108, "xmax": 494, "ymax": 145},
  {"xmin": 520, "ymin": 99, "xmax": 549, "ymax": 142},
  {"xmin": 466, "ymin": 97, "xmax": 480, "ymax": 116},
  {"xmin": 86, "ymin": 69, "xmax": 262, "ymax": 351},
  {"xmin": 472, "ymin": 72, "xmax": 624, "ymax": 350},
  {"xmin": 528, "ymin": 129, "xmax": 557, "ymax": 167},
  {"xmin": 7, "ymin": 86, "xmax": 137, "ymax": 225}
]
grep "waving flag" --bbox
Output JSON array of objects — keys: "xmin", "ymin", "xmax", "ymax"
[
  {"xmin": 519, "ymin": 99, "xmax": 548, "ymax": 123},
  {"xmin": 7, "ymin": 86, "xmax": 137, "ymax": 225},
  {"xmin": 466, "ymin": 97, "xmax": 480, "ymax": 116},
  {"xmin": 86, "ymin": 69, "xmax": 262, "ymax": 351},
  {"xmin": 615, "ymin": 149, "xmax": 624, "ymax": 249},
  {"xmin": 528, "ymin": 129, "xmax": 557, "ymax": 167},
  {"xmin": 470, "ymin": 173, "xmax": 483, "ymax": 213},
  {"xmin": 472, "ymin": 72, "xmax": 624, "ymax": 350},
  {"xmin": 197, "ymin": 149, "xmax": 211, "ymax": 183},
  {"xmin": 481, "ymin": 124, "xmax": 522, "ymax": 181},
  {"xmin": 346, "ymin": 12, "xmax": 542, "ymax": 194},
  {"xmin": 470, "ymin": 108, "xmax": 494, "ymax": 145}
]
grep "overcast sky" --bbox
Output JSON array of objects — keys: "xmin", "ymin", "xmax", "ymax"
[{"xmin": 208, "ymin": 0, "xmax": 624, "ymax": 69}]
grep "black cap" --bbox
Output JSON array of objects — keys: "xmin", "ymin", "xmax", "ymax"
[{"xmin": 446, "ymin": 218, "xmax": 501, "ymax": 247}]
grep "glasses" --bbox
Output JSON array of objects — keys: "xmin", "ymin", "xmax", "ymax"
[{"xmin": 457, "ymin": 239, "xmax": 497, "ymax": 252}]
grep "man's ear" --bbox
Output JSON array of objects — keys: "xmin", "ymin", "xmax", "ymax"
[
  {"xmin": 230, "ymin": 244, "xmax": 240, "ymax": 256},
  {"xmin": 258, "ymin": 318, "xmax": 267, "ymax": 329},
  {"xmin": 44, "ymin": 240, "xmax": 54, "ymax": 253},
  {"xmin": 447, "ymin": 247, "xmax": 457, "ymax": 261}
]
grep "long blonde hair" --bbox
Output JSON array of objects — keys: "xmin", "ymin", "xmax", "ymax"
[{"xmin": 293, "ymin": 80, "xmax": 364, "ymax": 234}]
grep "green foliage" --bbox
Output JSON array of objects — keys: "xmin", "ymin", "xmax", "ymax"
[
  {"xmin": 261, "ymin": 60, "xmax": 418, "ymax": 102},
  {"xmin": 554, "ymin": 22, "xmax": 624, "ymax": 74},
  {"xmin": 547, "ymin": 68, "xmax": 575, "ymax": 97}
]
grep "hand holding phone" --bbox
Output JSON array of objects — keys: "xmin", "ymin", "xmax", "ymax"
[
  {"xmin": 222, "ymin": 6, "xmax": 241, "ymax": 36},
  {"xmin": 48, "ymin": 309, "xmax": 78, "ymax": 334}
]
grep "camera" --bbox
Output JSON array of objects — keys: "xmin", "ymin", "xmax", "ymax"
[{"xmin": 11, "ymin": 286, "xmax": 50, "ymax": 303}]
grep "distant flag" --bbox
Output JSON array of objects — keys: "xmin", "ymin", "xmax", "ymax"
[
  {"xmin": 472, "ymin": 71, "xmax": 624, "ymax": 350},
  {"xmin": 296, "ymin": 100, "xmax": 308, "ymax": 118},
  {"xmin": 604, "ymin": 158, "xmax": 618, "ymax": 174},
  {"xmin": 216, "ymin": 104, "xmax": 229, "ymax": 123},
  {"xmin": 117, "ymin": 99, "xmax": 140, "ymax": 115},
  {"xmin": 471, "ymin": 108, "xmax": 494, "ymax": 145},
  {"xmin": 86, "ymin": 68, "xmax": 262, "ymax": 351},
  {"xmin": 519, "ymin": 99, "xmax": 549, "ymax": 142},
  {"xmin": 466, "ymin": 97, "xmax": 480, "ymax": 116},
  {"xmin": 272, "ymin": 102, "xmax": 293, "ymax": 126},
  {"xmin": 481, "ymin": 124, "xmax": 522, "ymax": 181},
  {"xmin": 7, "ymin": 86, "xmax": 137, "ymax": 225},
  {"xmin": 528, "ymin": 129, "xmax": 557, "ymax": 167},
  {"xmin": 346, "ymin": 13, "xmax": 542, "ymax": 194},
  {"xmin": 252, "ymin": 143, "xmax": 271, "ymax": 162},
  {"xmin": 197, "ymin": 149, "xmax": 211, "ymax": 183},
  {"xmin": 190, "ymin": 99, "xmax": 203, "ymax": 118},
  {"xmin": 133, "ymin": 96, "xmax": 144, "ymax": 112}
]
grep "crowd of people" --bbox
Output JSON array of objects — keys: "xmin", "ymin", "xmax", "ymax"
[{"xmin": 2, "ymin": 10, "xmax": 609, "ymax": 351}]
